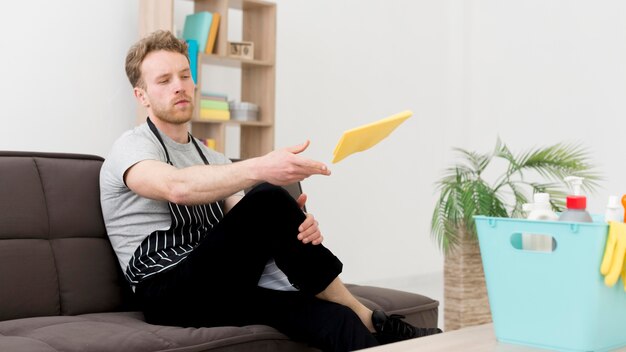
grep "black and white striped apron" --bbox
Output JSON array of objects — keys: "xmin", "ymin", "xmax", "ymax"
[{"xmin": 125, "ymin": 117, "xmax": 224, "ymax": 284}]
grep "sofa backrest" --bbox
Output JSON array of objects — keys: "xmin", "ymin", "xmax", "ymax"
[{"xmin": 0, "ymin": 151, "xmax": 131, "ymax": 322}]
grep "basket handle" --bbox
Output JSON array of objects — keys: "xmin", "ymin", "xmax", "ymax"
[{"xmin": 511, "ymin": 232, "xmax": 557, "ymax": 253}]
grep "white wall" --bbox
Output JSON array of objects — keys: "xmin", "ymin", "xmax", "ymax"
[
  {"xmin": 0, "ymin": 0, "xmax": 138, "ymax": 155},
  {"xmin": 274, "ymin": 0, "xmax": 453, "ymax": 284},
  {"xmin": 274, "ymin": 0, "xmax": 626, "ymax": 286},
  {"xmin": 464, "ymin": 0, "xmax": 626, "ymax": 210},
  {"xmin": 2, "ymin": 0, "xmax": 626, "ymax": 288}
]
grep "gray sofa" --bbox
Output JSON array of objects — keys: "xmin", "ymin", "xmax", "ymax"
[{"xmin": 0, "ymin": 151, "xmax": 439, "ymax": 352}]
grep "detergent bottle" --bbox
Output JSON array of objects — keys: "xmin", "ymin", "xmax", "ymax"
[
  {"xmin": 525, "ymin": 193, "xmax": 558, "ymax": 221},
  {"xmin": 558, "ymin": 176, "xmax": 593, "ymax": 223},
  {"xmin": 522, "ymin": 193, "xmax": 558, "ymax": 251}
]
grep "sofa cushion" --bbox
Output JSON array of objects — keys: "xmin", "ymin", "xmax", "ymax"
[
  {"xmin": 0, "ymin": 239, "xmax": 60, "ymax": 319},
  {"xmin": 346, "ymin": 284, "xmax": 439, "ymax": 328},
  {"xmin": 0, "ymin": 312, "xmax": 317, "ymax": 352},
  {"xmin": 0, "ymin": 152, "xmax": 130, "ymax": 321},
  {"xmin": 0, "ymin": 281, "xmax": 439, "ymax": 352}
]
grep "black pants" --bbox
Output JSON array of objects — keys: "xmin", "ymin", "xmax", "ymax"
[{"xmin": 135, "ymin": 184, "xmax": 379, "ymax": 351}]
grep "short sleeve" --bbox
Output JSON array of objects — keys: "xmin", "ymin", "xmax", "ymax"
[{"xmin": 101, "ymin": 129, "xmax": 164, "ymax": 191}]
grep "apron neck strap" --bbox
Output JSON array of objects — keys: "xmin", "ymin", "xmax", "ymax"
[{"xmin": 146, "ymin": 117, "xmax": 210, "ymax": 165}]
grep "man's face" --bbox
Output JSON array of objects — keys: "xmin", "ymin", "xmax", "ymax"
[{"xmin": 137, "ymin": 50, "xmax": 195, "ymax": 124}]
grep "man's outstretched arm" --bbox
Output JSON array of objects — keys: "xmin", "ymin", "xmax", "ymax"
[{"xmin": 125, "ymin": 140, "xmax": 330, "ymax": 206}]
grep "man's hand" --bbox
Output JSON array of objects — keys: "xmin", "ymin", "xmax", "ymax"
[
  {"xmin": 296, "ymin": 193, "xmax": 323, "ymax": 245},
  {"xmin": 255, "ymin": 140, "xmax": 331, "ymax": 186}
]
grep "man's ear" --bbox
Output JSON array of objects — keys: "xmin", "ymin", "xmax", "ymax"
[{"xmin": 134, "ymin": 87, "xmax": 150, "ymax": 108}]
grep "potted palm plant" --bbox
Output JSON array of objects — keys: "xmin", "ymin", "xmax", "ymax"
[{"xmin": 431, "ymin": 139, "xmax": 600, "ymax": 331}]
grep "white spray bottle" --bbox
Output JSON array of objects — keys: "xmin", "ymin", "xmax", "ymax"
[{"xmin": 605, "ymin": 195, "xmax": 623, "ymax": 223}]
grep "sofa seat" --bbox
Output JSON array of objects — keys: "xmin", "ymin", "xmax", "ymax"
[
  {"xmin": 0, "ymin": 284, "xmax": 438, "ymax": 352},
  {"xmin": 0, "ymin": 312, "xmax": 306, "ymax": 352}
]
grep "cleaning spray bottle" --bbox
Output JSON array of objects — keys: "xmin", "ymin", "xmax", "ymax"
[
  {"xmin": 558, "ymin": 176, "xmax": 593, "ymax": 223},
  {"xmin": 522, "ymin": 193, "xmax": 558, "ymax": 251},
  {"xmin": 605, "ymin": 195, "xmax": 623, "ymax": 223}
]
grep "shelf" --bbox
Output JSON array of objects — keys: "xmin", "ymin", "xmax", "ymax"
[
  {"xmin": 192, "ymin": 119, "xmax": 272, "ymax": 127},
  {"xmin": 200, "ymin": 53, "xmax": 273, "ymax": 67},
  {"xmin": 179, "ymin": 0, "xmax": 274, "ymax": 9},
  {"xmin": 138, "ymin": 0, "xmax": 276, "ymax": 159},
  {"xmin": 231, "ymin": 0, "xmax": 276, "ymax": 10}
]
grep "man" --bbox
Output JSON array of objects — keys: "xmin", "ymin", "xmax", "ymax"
[{"xmin": 100, "ymin": 30, "xmax": 440, "ymax": 352}]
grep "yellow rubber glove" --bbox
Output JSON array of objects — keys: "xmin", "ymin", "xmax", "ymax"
[
  {"xmin": 601, "ymin": 222, "xmax": 619, "ymax": 275},
  {"xmin": 601, "ymin": 221, "xmax": 626, "ymax": 288},
  {"xmin": 622, "ymin": 254, "xmax": 626, "ymax": 291}
]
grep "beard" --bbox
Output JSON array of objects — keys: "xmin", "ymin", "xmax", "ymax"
[{"xmin": 150, "ymin": 95, "xmax": 194, "ymax": 125}]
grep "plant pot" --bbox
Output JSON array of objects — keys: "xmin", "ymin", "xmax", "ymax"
[{"xmin": 443, "ymin": 227, "xmax": 492, "ymax": 331}]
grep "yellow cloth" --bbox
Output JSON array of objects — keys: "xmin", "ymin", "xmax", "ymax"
[
  {"xmin": 332, "ymin": 110, "xmax": 412, "ymax": 163},
  {"xmin": 601, "ymin": 221, "xmax": 626, "ymax": 290}
]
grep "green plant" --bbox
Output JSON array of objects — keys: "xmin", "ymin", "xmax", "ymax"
[{"xmin": 431, "ymin": 139, "xmax": 601, "ymax": 254}]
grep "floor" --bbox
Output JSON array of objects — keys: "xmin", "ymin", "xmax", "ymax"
[{"xmin": 361, "ymin": 271, "xmax": 444, "ymax": 329}]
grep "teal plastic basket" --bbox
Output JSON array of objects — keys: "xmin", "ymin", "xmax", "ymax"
[{"xmin": 475, "ymin": 216, "xmax": 626, "ymax": 352}]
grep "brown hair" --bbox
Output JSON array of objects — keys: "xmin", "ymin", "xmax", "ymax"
[{"xmin": 125, "ymin": 30, "xmax": 189, "ymax": 89}]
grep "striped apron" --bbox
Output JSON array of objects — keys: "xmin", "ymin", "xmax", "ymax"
[{"xmin": 125, "ymin": 117, "xmax": 223, "ymax": 284}]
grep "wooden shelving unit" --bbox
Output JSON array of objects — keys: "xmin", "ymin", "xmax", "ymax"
[{"xmin": 138, "ymin": 0, "xmax": 276, "ymax": 158}]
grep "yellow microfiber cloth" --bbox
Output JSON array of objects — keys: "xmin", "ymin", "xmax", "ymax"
[
  {"xmin": 332, "ymin": 110, "xmax": 412, "ymax": 163},
  {"xmin": 600, "ymin": 221, "xmax": 626, "ymax": 290}
]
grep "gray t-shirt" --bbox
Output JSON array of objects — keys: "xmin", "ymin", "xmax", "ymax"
[
  {"xmin": 101, "ymin": 122, "xmax": 295, "ymax": 291},
  {"xmin": 99, "ymin": 122, "xmax": 234, "ymax": 273}
]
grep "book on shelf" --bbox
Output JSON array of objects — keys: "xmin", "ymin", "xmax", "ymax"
[
  {"xmin": 201, "ymin": 92, "xmax": 228, "ymax": 101},
  {"xmin": 199, "ymin": 108, "xmax": 230, "ymax": 121},
  {"xmin": 182, "ymin": 12, "xmax": 213, "ymax": 53},
  {"xmin": 200, "ymin": 99, "xmax": 229, "ymax": 110},
  {"xmin": 205, "ymin": 12, "xmax": 220, "ymax": 54},
  {"xmin": 186, "ymin": 40, "xmax": 198, "ymax": 84},
  {"xmin": 202, "ymin": 138, "xmax": 216, "ymax": 150}
]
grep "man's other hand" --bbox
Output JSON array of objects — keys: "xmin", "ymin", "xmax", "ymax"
[{"xmin": 296, "ymin": 193, "xmax": 323, "ymax": 245}]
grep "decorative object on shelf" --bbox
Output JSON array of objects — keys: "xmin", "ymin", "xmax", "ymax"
[
  {"xmin": 229, "ymin": 101, "xmax": 258, "ymax": 121},
  {"xmin": 431, "ymin": 139, "xmax": 601, "ymax": 331},
  {"xmin": 228, "ymin": 41, "xmax": 254, "ymax": 60},
  {"xmin": 182, "ymin": 11, "xmax": 213, "ymax": 53}
]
